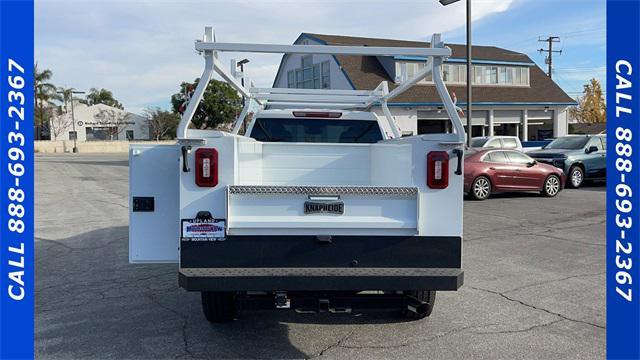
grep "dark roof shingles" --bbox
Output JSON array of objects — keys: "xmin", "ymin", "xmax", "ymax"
[{"xmin": 304, "ymin": 33, "xmax": 576, "ymax": 105}]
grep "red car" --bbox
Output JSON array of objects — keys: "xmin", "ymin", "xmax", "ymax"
[{"xmin": 464, "ymin": 148, "xmax": 566, "ymax": 200}]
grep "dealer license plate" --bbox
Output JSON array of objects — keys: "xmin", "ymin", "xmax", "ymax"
[{"xmin": 181, "ymin": 218, "xmax": 226, "ymax": 241}]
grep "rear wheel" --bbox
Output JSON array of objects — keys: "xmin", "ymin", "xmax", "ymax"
[
  {"xmin": 470, "ymin": 176, "xmax": 491, "ymax": 200},
  {"xmin": 403, "ymin": 290, "xmax": 436, "ymax": 320},
  {"xmin": 568, "ymin": 165, "xmax": 584, "ymax": 188},
  {"xmin": 542, "ymin": 175, "xmax": 561, "ymax": 197},
  {"xmin": 201, "ymin": 291, "xmax": 238, "ymax": 323}
]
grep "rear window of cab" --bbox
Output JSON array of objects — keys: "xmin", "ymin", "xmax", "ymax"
[{"xmin": 249, "ymin": 118, "xmax": 383, "ymax": 143}]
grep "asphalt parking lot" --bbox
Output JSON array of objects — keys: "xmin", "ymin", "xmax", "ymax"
[{"xmin": 35, "ymin": 153, "xmax": 605, "ymax": 359}]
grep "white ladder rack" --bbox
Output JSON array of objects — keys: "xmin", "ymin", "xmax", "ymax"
[{"xmin": 177, "ymin": 27, "xmax": 465, "ymax": 142}]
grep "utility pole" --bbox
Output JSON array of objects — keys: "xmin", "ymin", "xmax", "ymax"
[
  {"xmin": 466, "ymin": 0, "xmax": 471, "ymax": 146},
  {"xmin": 538, "ymin": 36, "xmax": 561, "ymax": 79}
]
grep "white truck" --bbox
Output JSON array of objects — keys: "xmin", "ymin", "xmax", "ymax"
[
  {"xmin": 471, "ymin": 136, "xmax": 523, "ymax": 152},
  {"xmin": 129, "ymin": 27, "xmax": 466, "ymax": 322}
]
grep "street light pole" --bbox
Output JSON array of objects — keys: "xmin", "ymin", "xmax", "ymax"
[
  {"xmin": 69, "ymin": 91, "xmax": 85, "ymax": 153},
  {"xmin": 236, "ymin": 59, "xmax": 250, "ymax": 106},
  {"xmin": 58, "ymin": 89, "xmax": 85, "ymax": 153},
  {"xmin": 466, "ymin": 0, "xmax": 472, "ymax": 146},
  {"xmin": 439, "ymin": 0, "xmax": 471, "ymax": 146},
  {"xmin": 236, "ymin": 59, "xmax": 250, "ymax": 133}
]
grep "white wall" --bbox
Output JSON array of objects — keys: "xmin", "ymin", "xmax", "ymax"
[
  {"xmin": 554, "ymin": 106, "xmax": 569, "ymax": 137},
  {"xmin": 35, "ymin": 140, "xmax": 174, "ymax": 153},
  {"xmin": 49, "ymin": 102, "xmax": 148, "ymax": 141}
]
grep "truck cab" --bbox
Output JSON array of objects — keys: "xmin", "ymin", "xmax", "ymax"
[
  {"xmin": 129, "ymin": 28, "xmax": 466, "ymax": 322},
  {"xmin": 246, "ymin": 110, "xmax": 384, "ymax": 144}
]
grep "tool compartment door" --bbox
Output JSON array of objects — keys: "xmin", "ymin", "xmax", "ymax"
[{"xmin": 129, "ymin": 144, "xmax": 180, "ymax": 263}]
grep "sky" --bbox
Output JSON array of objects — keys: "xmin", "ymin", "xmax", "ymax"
[{"xmin": 35, "ymin": 0, "xmax": 606, "ymax": 114}]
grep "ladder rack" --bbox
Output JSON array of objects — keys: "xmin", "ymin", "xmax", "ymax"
[
  {"xmin": 177, "ymin": 27, "xmax": 465, "ymax": 142},
  {"xmin": 249, "ymin": 85, "xmax": 386, "ymax": 109}
]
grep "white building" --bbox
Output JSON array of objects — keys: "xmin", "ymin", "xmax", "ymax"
[
  {"xmin": 49, "ymin": 102, "xmax": 148, "ymax": 141},
  {"xmin": 272, "ymin": 34, "xmax": 577, "ymax": 141}
]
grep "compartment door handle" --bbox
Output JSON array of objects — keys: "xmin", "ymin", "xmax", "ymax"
[
  {"xmin": 453, "ymin": 149, "xmax": 463, "ymax": 175},
  {"xmin": 181, "ymin": 145, "xmax": 191, "ymax": 173}
]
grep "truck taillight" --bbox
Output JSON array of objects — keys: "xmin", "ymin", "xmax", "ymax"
[
  {"xmin": 195, "ymin": 148, "xmax": 218, "ymax": 187},
  {"xmin": 427, "ymin": 151, "xmax": 449, "ymax": 189}
]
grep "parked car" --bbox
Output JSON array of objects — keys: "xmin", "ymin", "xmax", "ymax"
[
  {"xmin": 471, "ymin": 136, "xmax": 523, "ymax": 152},
  {"xmin": 527, "ymin": 135, "xmax": 606, "ymax": 188},
  {"xmin": 464, "ymin": 148, "xmax": 566, "ymax": 200},
  {"xmin": 522, "ymin": 140, "xmax": 554, "ymax": 153}
]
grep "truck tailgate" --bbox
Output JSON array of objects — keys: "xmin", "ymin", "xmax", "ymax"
[{"xmin": 227, "ymin": 185, "xmax": 418, "ymax": 236}]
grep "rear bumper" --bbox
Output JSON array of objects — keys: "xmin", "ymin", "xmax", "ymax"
[
  {"xmin": 179, "ymin": 235, "xmax": 463, "ymax": 292},
  {"xmin": 179, "ymin": 267, "xmax": 463, "ymax": 291}
]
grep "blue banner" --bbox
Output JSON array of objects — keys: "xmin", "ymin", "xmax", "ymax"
[
  {"xmin": 0, "ymin": 0, "xmax": 35, "ymax": 358},
  {"xmin": 607, "ymin": 0, "xmax": 640, "ymax": 359}
]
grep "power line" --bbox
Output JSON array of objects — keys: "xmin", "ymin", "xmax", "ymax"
[
  {"xmin": 555, "ymin": 66, "xmax": 605, "ymax": 70},
  {"xmin": 551, "ymin": 69, "xmax": 568, "ymax": 89},
  {"xmin": 559, "ymin": 27, "xmax": 605, "ymax": 38},
  {"xmin": 538, "ymin": 36, "xmax": 562, "ymax": 79},
  {"xmin": 555, "ymin": 68, "xmax": 606, "ymax": 74}
]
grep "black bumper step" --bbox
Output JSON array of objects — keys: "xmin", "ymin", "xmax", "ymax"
[{"xmin": 179, "ymin": 267, "xmax": 463, "ymax": 291}]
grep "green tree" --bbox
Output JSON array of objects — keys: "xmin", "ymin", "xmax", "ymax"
[
  {"xmin": 569, "ymin": 78, "xmax": 606, "ymax": 124},
  {"xmin": 34, "ymin": 63, "xmax": 61, "ymax": 140},
  {"xmin": 144, "ymin": 107, "xmax": 180, "ymax": 140},
  {"xmin": 85, "ymin": 88, "xmax": 124, "ymax": 109},
  {"xmin": 171, "ymin": 78, "xmax": 242, "ymax": 129}
]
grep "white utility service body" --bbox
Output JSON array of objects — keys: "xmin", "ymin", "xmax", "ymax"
[{"xmin": 129, "ymin": 27, "xmax": 466, "ymax": 321}]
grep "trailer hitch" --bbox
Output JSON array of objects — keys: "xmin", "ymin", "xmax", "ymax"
[
  {"xmin": 406, "ymin": 295, "xmax": 429, "ymax": 316},
  {"xmin": 275, "ymin": 292, "xmax": 290, "ymax": 309}
]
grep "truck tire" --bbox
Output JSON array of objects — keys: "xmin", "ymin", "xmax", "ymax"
[
  {"xmin": 201, "ymin": 292, "xmax": 237, "ymax": 323},
  {"xmin": 403, "ymin": 290, "xmax": 436, "ymax": 320}
]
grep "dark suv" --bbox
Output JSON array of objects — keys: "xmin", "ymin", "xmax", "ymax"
[{"xmin": 527, "ymin": 135, "xmax": 606, "ymax": 188}]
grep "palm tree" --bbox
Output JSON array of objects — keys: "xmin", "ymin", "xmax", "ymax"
[
  {"xmin": 56, "ymin": 87, "xmax": 74, "ymax": 104},
  {"xmin": 85, "ymin": 87, "xmax": 124, "ymax": 109},
  {"xmin": 34, "ymin": 63, "xmax": 61, "ymax": 139}
]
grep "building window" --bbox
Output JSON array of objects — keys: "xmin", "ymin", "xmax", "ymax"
[
  {"xmin": 321, "ymin": 61, "xmax": 330, "ymax": 88},
  {"xmin": 396, "ymin": 61, "xmax": 530, "ymax": 86},
  {"xmin": 287, "ymin": 56, "xmax": 331, "ymax": 89},
  {"xmin": 86, "ymin": 127, "xmax": 117, "ymax": 141},
  {"xmin": 68, "ymin": 131, "xmax": 77, "ymax": 140},
  {"xmin": 395, "ymin": 61, "xmax": 432, "ymax": 83},
  {"xmin": 287, "ymin": 71, "xmax": 295, "ymax": 88},
  {"xmin": 520, "ymin": 67, "xmax": 529, "ymax": 85},
  {"xmin": 443, "ymin": 64, "xmax": 466, "ymax": 84},
  {"xmin": 126, "ymin": 130, "xmax": 134, "ymax": 141}
]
